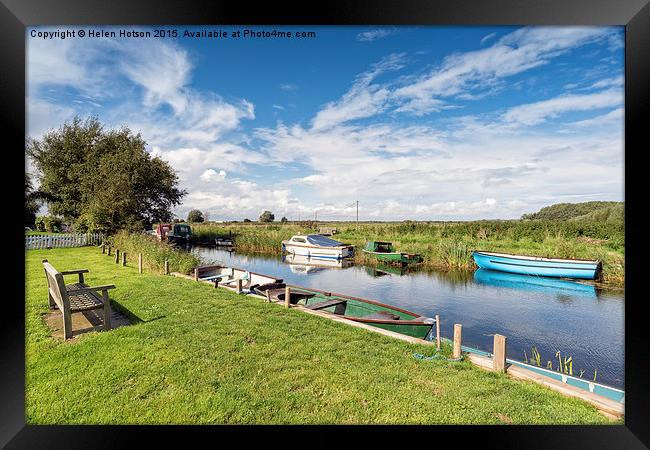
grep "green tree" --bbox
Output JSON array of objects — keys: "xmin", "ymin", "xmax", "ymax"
[
  {"xmin": 259, "ymin": 210, "xmax": 275, "ymax": 223},
  {"xmin": 280, "ymin": 216, "xmax": 288, "ymax": 224},
  {"xmin": 27, "ymin": 117, "xmax": 186, "ymax": 233},
  {"xmin": 187, "ymin": 209, "xmax": 205, "ymax": 223}
]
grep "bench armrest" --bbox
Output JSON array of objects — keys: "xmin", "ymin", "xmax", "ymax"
[{"xmin": 61, "ymin": 269, "xmax": 90, "ymax": 275}]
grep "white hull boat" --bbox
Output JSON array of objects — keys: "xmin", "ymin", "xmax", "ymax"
[{"xmin": 281, "ymin": 234, "xmax": 354, "ymax": 260}]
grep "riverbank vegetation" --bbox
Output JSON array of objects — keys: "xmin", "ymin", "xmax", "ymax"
[
  {"xmin": 190, "ymin": 218, "xmax": 625, "ymax": 283},
  {"xmin": 26, "ymin": 246, "xmax": 614, "ymax": 424},
  {"xmin": 108, "ymin": 231, "xmax": 200, "ymax": 275}
]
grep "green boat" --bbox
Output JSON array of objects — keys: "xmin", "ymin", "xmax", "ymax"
[
  {"xmin": 252, "ymin": 283, "xmax": 435, "ymax": 340},
  {"xmin": 362, "ymin": 241, "xmax": 423, "ymax": 266}
]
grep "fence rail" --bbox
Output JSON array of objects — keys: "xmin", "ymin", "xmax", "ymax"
[{"xmin": 25, "ymin": 233, "xmax": 104, "ymax": 250}]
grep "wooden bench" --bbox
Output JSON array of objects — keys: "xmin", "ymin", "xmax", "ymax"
[{"xmin": 42, "ymin": 259, "xmax": 116, "ymax": 339}]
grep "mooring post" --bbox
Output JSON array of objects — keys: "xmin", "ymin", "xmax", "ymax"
[
  {"xmin": 122, "ymin": 252, "xmax": 127, "ymax": 266},
  {"xmin": 435, "ymin": 314, "xmax": 441, "ymax": 351},
  {"xmin": 236, "ymin": 278, "xmax": 243, "ymax": 294},
  {"xmin": 194, "ymin": 268, "xmax": 199, "ymax": 281},
  {"xmin": 138, "ymin": 253, "xmax": 143, "ymax": 274},
  {"xmin": 115, "ymin": 249, "xmax": 120, "ymax": 264},
  {"xmin": 265, "ymin": 290, "xmax": 271, "ymax": 303},
  {"xmin": 493, "ymin": 334, "xmax": 507, "ymax": 373},
  {"xmin": 285, "ymin": 286, "xmax": 291, "ymax": 308},
  {"xmin": 107, "ymin": 245, "xmax": 111, "ymax": 256},
  {"xmin": 164, "ymin": 259, "xmax": 169, "ymax": 275},
  {"xmin": 101, "ymin": 244, "xmax": 106, "ymax": 254},
  {"xmin": 453, "ymin": 324, "xmax": 462, "ymax": 359}
]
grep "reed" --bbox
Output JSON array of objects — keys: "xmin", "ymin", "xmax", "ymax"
[{"xmin": 109, "ymin": 231, "xmax": 200, "ymax": 275}]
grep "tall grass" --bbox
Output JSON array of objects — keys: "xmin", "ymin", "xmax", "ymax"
[{"xmin": 109, "ymin": 231, "xmax": 200, "ymax": 275}]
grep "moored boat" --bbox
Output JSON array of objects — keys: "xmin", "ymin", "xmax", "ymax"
[
  {"xmin": 472, "ymin": 250, "xmax": 602, "ymax": 280},
  {"xmin": 195, "ymin": 264, "xmax": 282, "ymax": 289},
  {"xmin": 252, "ymin": 283, "xmax": 435, "ymax": 340},
  {"xmin": 362, "ymin": 241, "xmax": 423, "ymax": 266},
  {"xmin": 281, "ymin": 234, "xmax": 354, "ymax": 260}
]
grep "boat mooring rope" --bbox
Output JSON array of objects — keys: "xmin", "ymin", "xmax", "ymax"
[{"xmin": 413, "ymin": 352, "xmax": 464, "ymax": 363}]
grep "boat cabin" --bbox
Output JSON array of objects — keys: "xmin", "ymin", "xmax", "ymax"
[
  {"xmin": 170, "ymin": 223, "xmax": 192, "ymax": 239},
  {"xmin": 155, "ymin": 223, "xmax": 172, "ymax": 241},
  {"xmin": 364, "ymin": 241, "xmax": 394, "ymax": 253}
]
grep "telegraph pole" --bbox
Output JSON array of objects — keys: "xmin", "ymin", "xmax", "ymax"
[{"xmin": 356, "ymin": 200, "xmax": 359, "ymax": 230}]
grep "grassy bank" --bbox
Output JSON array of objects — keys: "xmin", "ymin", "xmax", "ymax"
[
  {"xmin": 26, "ymin": 246, "xmax": 615, "ymax": 424},
  {"xmin": 190, "ymin": 221, "xmax": 625, "ymax": 283}
]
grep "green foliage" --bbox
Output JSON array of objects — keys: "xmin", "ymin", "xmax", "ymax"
[
  {"xmin": 243, "ymin": 218, "xmax": 251, "ymax": 222},
  {"xmin": 25, "ymin": 247, "xmax": 612, "ymax": 424},
  {"xmin": 187, "ymin": 209, "xmax": 205, "ymax": 223},
  {"xmin": 35, "ymin": 215, "xmax": 64, "ymax": 233},
  {"xmin": 27, "ymin": 117, "xmax": 186, "ymax": 233},
  {"xmin": 280, "ymin": 216, "xmax": 288, "ymax": 224},
  {"xmin": 259, "ymin": 210, "xmax": 275, "ymax": 223},
  {"xmin": 521, "ymin": 201, "xmax": 623, "ymax": 222}
]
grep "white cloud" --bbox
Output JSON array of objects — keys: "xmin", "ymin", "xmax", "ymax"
[
  {"xmin": 502, "ymin": 89, "xmax": 622, "ymax": 126},
  {"xmin": 356, "ymin": 29, "xmax": 395, "ymax": 42},
  {"xmin": 393, "ymin": 27, "xmax": 612, "ymax": 115},
  {"xmin": 311, "ymin": 53, "xmax": 406, "ymax": 130}
]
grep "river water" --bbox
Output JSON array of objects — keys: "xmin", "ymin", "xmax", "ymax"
[{"xmin": 192, "ymin": 247, "xmax": 624, "ymax": 388}]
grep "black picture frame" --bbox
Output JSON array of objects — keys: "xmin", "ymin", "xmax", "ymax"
[{"xmin": 2, "ymin": 0, "xmax": 647, "ymax": 447}]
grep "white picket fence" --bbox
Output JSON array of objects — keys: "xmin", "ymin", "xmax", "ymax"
[{"xmin": 25, "ymin": 232, "xmax": 104, "ymax": 250}]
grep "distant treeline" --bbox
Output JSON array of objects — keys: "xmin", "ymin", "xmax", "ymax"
[{"xmin": 521, "ymin": 201, "xmax": 624, "ymax": 222}]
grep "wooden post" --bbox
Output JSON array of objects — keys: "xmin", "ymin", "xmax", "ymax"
[
  {"xmin": 236, "ymin": 278, "xmax": 243, "ymax": 294},
  {"xmin": 435, "ymin": 314, "xmax": 441, "ymax": 351},
  {"xmin": 164, "ymin": 259, "xmax": 169, "ymax": 275},
  {"xmin": 194, "ymin": 268, "xmax": 199, "ymax": 281},
  {"xmin": 103, "ymin": 290, "xmax": 112, "ymax": 331},
  {"xmin": 265, "ymin": 290, "xmax": 271, "ymax": 303},
  {"xmin": 101, "ymin": 244, "xmax": 106, "ymax": 254},
  {"xmin": 138, "ymin": 253, "xmax": 143, "ymax": 274},
  {"xmin": 107, "ymin": 245, "xmax": 111, "ymax": 256},
  {"xmin": 115, "ymin": 249, "xmax": 120, "ymax": 264},
  {"xmin": 284, "ymin": 286, "xmax": 291, "ymax": 308},
  {"xmin": 493, "ymin": 334, "xmax": 507, "ymax": 373},
  {"xmin": 122, "ymin": 252, "xmax": 127, "ymax": 266},
  {"xmin": 452, "ymin": 324, "xmax": 462, "ymax": 359}
]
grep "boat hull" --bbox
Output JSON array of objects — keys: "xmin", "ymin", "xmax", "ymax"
[
  {"xmin": 472, "ymin": 251, "xmax": 601, "ymax": 280},
  {"xmin": 362, "ymin": 249, "xmax": 423, "ymax": 265},
  {"xmin": 282, "ymin": 242, "xmax": 354, "ymax": 260},
  {"xmin": 289, "ymin": 286, "xmax": 435, "ymax": 340}
]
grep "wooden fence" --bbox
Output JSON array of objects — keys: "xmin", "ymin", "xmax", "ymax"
[{"xmin": 25, "ymin": 233, "xmax": 104, "ymax": 250}]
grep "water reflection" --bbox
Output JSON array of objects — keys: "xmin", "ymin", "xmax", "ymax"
[
  {"xmin": 282, "ymin": 253, "xmax": 352, "ymax": 274},
  {"xmin": 473, "ymin": 269, "xmax": 598, "ymax": 299}
]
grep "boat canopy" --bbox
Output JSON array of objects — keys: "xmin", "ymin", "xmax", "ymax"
[
  {"xmin": 306, "ymin": 234, "xmax": 345, "ymax": 247},
  {"xmin": 364, "ymin": 241, "xmax": 394, "ymax": 253},
  {"xmin": 172, "ymin": 223, "xmax": 192, "ymax": 237}
]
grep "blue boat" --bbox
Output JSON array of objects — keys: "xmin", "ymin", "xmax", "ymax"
[
  {"xmin": 473, "ymin": 269, "xmax": 597, "ymax": 298},
  {"xmin": 472, "ymin": 250, "xmax": 602, "ymax": 280}
]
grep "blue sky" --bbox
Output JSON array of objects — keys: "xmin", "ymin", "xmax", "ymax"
[{"xmin": 27, "ymin": 26, "xmax": 624, "ymax": 221}]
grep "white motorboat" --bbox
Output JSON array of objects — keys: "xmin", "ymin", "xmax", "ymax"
[{"xmin": 281, "ymin": 234, "xmax": 354, "ymax": 260}]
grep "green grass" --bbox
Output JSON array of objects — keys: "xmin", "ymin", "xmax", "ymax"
[
  {"xmin": 190, "ymin": 221, "xmax": 625, "ymax": 284},
  {"xmin": 25, "ymin": 246, "xmax": 618, "ymax": 424}
]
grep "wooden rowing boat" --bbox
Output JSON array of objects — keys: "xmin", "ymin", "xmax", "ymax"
[
  {"xmin": 472, "ymin": 250, "xmax": 602, "ymax": 280},
  {"xmin": 362, "ymin": 241, "xmax": 423, "ymax": 266},
  {"xmin": 252, "ymin": 283, "xmax": 435, "ymax": 340}
]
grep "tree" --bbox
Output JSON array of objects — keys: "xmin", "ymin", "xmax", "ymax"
[
  {"xmin": 27, "ymin": 117, "xmax": 186, "ymax": 233},
  {"xmin": 243, "ymin": 218, "xmax": 252, "ymax": 222},
  {"xmin": 259, "ymin": 210, "xmax": 275, "ymax": 223},
  {"xmin": 280, "ymin": 216, "xmax": 288, "ymax": 224},
  {"xmin": 187, "ymin": 209, "xmax": 205, "ymax": 223}
]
